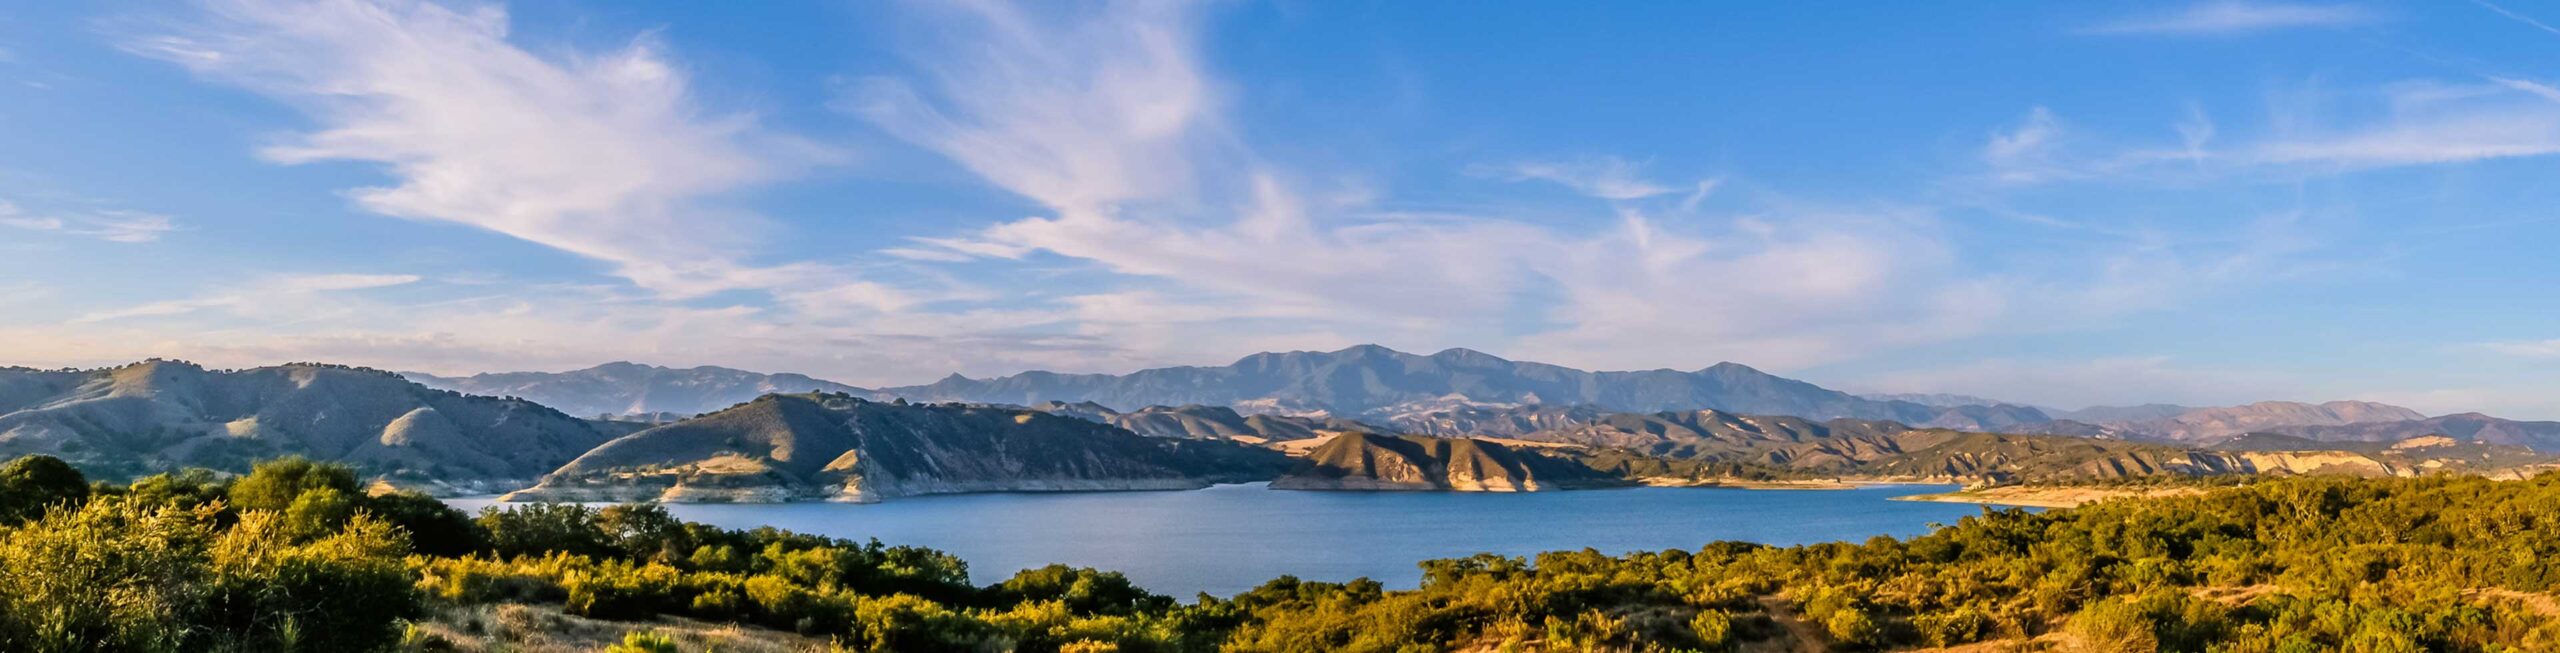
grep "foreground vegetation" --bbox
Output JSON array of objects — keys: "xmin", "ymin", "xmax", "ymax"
[{"xmin": 1, "ymin": 454, "xmax": 2556, "ymax": 651}]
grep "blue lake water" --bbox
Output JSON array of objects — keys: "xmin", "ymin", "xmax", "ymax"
[{"xmin": 447, "ymin": 483, "xmax": 1987, "ymax": 597}]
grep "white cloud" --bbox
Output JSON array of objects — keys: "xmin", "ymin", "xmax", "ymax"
[
  {"xmin": 128, "ymin": 0, "xmax": 836, "ymax": 297},
  {"xmin": 843, "ymin": 0, "xmax": 1221, "ymax": 218},
  {"xmin": 2089, "ymin": 2, "xmax": 2379, "ymax": 35},
  {"xmin": 0, "ymin": 199, "xmax": 177, "ymax": 243},
  {"xmin": 2252, "ymin": 107, "xmax": 2560, "ymax": 167},
  {"xmin": 1480, "ymin": 157, "xmax": 1678, "ymax": 200},
  {"xmin": 0, "ymin": 282, "xmax": 47, "ymax": 308},
  {"xmin": 2239, "ymin": 79, "xmax": 2560, "ymax": 170},
  {"xmin": 2492, "ymin": 77, "xmax": 2560, "ymax": 104},
  {"xmin": 850, "ymin": 1, "xmax": 2027, "ymax": 373}
]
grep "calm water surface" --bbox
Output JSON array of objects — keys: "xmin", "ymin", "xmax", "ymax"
[{"xmin": 447, "ymin": 483, "xmax": 1985, "ymax": 597}]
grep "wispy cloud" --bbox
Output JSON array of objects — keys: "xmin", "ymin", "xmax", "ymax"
[
  {"xmin": 73, "ymin": 273, "xmax": 420, "ymax": 323},
  {"xmin": 2089, "ymin": 2, "xmax": 2379, "ymax": 36},
  {"xmin": 2482, "ymin": 339, "xmax": 2560, "ymax": 358},
  {"xmin": 847, "ymin": 1, "xmax": 2042, "ymax": 372},
  {"xmin": 1978, "ymin": 78, "xmax": 2560, "ymax": 186},
  {"xmin": 0, "ymin": 282, "xmax": 47, "ymax": 308},
  {"xmin": 1477, "ymin": 157, "xmax": 1678, "ymax": 200},
  {"xmin": 2470, "ymin": 0, "xmax": 2560, "ymax": 38},
  {"xmin": 0, "ymin": 199, "xmax": 177, "ymax": 243},
  {"xmin": 1983, "ymin": 107, "xmax": 2072, "ymax": 183},
  {"xmin": 126, "ymin": 0, "xmax": 836, "ymax": 297},
  {"xmin": 2249, "ymin": 81, "xmax": 2560, "ymax": 168}
]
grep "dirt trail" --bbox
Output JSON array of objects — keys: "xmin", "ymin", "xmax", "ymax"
[
  {"xmin": 1743, "ymin": 596, "xmax": 1827, "ymax": 653},
  {"xmin": 2467, "ymin": 589, "xmax": 2560, "ymax": 618}
]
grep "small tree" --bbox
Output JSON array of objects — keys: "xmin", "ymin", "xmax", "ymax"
[{"xmin": 0, "ymin": 455, "xmax": 89, "ymax": 523}]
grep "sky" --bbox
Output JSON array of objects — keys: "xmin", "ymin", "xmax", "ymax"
[{"xmin": 1, "ymin": 1, "xmax": 2558, "ymax": 417}]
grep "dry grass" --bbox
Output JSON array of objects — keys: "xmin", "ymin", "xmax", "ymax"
[{"xmin": 398, "ymin": 603, "xmax": 832, "ymax": 653}]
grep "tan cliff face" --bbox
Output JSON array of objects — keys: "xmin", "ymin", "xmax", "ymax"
[{"xmin": 1269, "ymin": 433, "xmax": 1622, "ymax": 492}]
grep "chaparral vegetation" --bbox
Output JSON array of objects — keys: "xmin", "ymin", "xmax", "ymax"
[{"xmin": 1, "ymin": 454, "xmax": 2556, "ymax": 652}]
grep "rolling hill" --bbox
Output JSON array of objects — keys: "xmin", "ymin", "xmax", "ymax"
[
  {"xmin": 507, "ymin": 393, "xmax": 1291, "ymax": 503},
  {"xmin": 0, "ymin": 360, "xmax": 624, "ymax": 486}
]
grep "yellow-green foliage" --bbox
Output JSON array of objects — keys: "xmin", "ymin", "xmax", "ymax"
[
  {"xmin": 6, "ymin": 453, "xmax": 2560, "ymax": 652},
  {"xmin": 0, "ymin": 495, "xmax": 421, "ymax": 651}
]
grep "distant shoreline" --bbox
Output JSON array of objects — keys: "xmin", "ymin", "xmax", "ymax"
[
  {"xmin": 1892, "ymin": 485, "xmax": 2206, "ymax": 509},
  {"xmin": 445, "ymin": 478, "xmax": 1975, "ymax": 507}
]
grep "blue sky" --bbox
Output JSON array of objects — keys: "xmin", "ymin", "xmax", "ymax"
[{"xmin": 2, "ymin": 1, "xmax": 2558, "ymax": 417}]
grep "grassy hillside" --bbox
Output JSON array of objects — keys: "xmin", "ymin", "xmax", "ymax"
[
  {"xmin": 514, "ymin": 393, "xmax": 1292, "ymax": 502},
  {"xmin": 0, "ymin": 360, "xmax": 619, "ymax": 484}
]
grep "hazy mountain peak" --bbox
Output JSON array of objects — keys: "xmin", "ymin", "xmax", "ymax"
[
  {"xmin": 1697, "ymin": 361, "xmax": 1766, "ymax": 376},
  {"xmin": 1428, "ymin": 347, "xmax": 1508, "ymax": 365},
  {"xmin": 406, "ymin": 363, "xmax": 879, "ymax": 418},
  {"xmin": 880, "ymin": 346, "xmax": 1970, "ymax": 425},
  {"xmin": 1332, "ymin": 344, "xmax": 1405, "ymax": 359},
  {"xmin": 1859, "ymin": 393, "xmax": 2024, "ymax": 409}
]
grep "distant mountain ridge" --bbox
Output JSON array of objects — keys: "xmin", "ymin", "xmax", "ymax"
[
  {"xmin": 410, "ymin": 348, "xmax": 2560, "ymax": 453},
  {"xmin": 879, "ymin": 345, "xmax": 2055, "ymax": 430},
  {"xmin": 2262, "ymin": 413, "xmax": 2560, "ymax": 452},
  {"xmin": 405, "ymin": 362, "xmax": 880, "ymax": 418},
  {"xmin": 1858, "ymin": 393, "xmax": 2026, "ymax": 409},
  {"xmin": 2071, "ymin": 401, "xmax": 2428, "ymax": 443},
  {"xmin": 1027, "ymin": 402, "xmax": 1376, "ymax": 443}
]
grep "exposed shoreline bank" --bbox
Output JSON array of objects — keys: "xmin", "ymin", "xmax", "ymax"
[{"xmin": 1892, "ymin": 485, "xmax": 2207, "ymax": 508}]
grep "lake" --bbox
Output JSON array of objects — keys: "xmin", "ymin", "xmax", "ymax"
[{"xmin": 447, "ymin": 483, "xmax": 1989, "ymax": 597}]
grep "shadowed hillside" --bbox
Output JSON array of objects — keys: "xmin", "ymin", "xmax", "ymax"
[{"xmin": 510, "ymin": 393, "xmax": 1291, "ymax": 503}]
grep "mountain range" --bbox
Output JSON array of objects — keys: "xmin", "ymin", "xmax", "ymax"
[
  {"xmin": 400, "ymin": 345, "xmax": 2559, "ymax": 453},
  {"xmin": 1034, "ymin": 402, "xmax": 1378, "ymax": 443},
  {"xmin": 879, "ymin": 345, "xmax": 2054, "ymax": 430},
  {"xmin": 4, "ymin": 357, "xmax": 2553, "ymax": 502}
]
